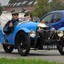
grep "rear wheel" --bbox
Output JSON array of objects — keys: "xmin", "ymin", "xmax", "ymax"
[
  {"xmin": 16, "ymin": 31, "xmax": 30, "ymax": 56},
  {"xmin": 57, "ymin": 38, "xmax": 64, "ymax": 55},
  {"xmin": 3, "ymin": 45, "xmax": 14, "ymax": 53}
]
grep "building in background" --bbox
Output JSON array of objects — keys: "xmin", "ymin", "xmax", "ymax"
[
  {"xmin": 4, "ymin": 0, "xmax": 38, "ymax": 12},
  {"xmin": 4, "ymin": 0, "xmax": 64, "ymax": 12}
]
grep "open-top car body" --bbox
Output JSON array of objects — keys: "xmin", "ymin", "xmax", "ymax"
[{"xmin": 0, "ymin": 21, "xmax": 39, "ymax": 56}]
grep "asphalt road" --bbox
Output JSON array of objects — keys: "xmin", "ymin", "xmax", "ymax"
[{"xmin": 0, "ymin": 47, "xmax": 64, "ymax": 63}]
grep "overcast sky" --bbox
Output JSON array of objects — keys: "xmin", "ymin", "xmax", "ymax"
[{"xmin": 0, "ymin": 0, "xmax": 9, "ymax": 5}]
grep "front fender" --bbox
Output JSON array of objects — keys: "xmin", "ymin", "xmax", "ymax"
[
  {"xmin": 15, "ymin": 27, "xmax": 31, "ymax": 33},
  {"xmin": 58, "ymin": 27, "xmax": 64, "ymax": 31},
  {"xmin": 7, "ymin": 27, "xmax": 31, "ymax": 45}
]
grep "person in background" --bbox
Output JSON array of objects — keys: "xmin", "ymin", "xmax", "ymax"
[
  {"xmin": 3, "ymin": 12, "xmax": 19, "ymax": 35},
  {"xmin": 24, "ymin": 12, "xmax": 32, "ymax": 21}
]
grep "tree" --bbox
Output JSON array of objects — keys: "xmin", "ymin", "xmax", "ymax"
[
  {"xmin": 49, "ymin": 0, "xmax": 64, "ymax": 11},
  {"xmin": 0, "ymin": 4, "xmax": 2, "ymax": 15},
  {"xmin": 32, "ymin": 0, "xmax": 48, "ymax": 18},
  {"xmin": 32, "ymin": 0, "xmax": 64, "ymax": 18}
]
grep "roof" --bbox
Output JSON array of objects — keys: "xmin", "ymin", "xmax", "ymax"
[
  {"xmin": 6, "ymin": 0, "xmax": 38, "ymax": 7},
  {"xmin": 50, "ymin": 10, "xmax": 64, "ymax": 13},
  {"xmin": 40, "ymin": 10, "xmax": 64, "ymax": 21}
]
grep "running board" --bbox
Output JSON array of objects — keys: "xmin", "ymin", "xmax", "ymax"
[{"xmin": 2, "ymin": 43, "xmax": 14, "ymax": 46}]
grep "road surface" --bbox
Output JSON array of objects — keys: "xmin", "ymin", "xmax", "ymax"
[{"xmin": 0, "ymin": 47, "xmax": 64, "ymax": 63}]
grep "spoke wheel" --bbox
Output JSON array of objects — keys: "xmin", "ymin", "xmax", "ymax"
[
  {"xmin": 16, "ymin": 31, "xmax": 30, "ymax": 56},
  {"xmin": 57, "ymin": 38, "xmax": 64, "ymax": 55},
  {"xmin": 3, "ymin": 45, "xmax": 14, "ymax": 53}
]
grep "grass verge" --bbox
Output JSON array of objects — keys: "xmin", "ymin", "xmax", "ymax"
[{"xmin": 0, "ymin": 58, "xmax": 63, "ymax": 64}]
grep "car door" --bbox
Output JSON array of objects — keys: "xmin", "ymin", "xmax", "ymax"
[{"xmin": 47, "ymin": 12, "xmax": 63, "ymax": 30}]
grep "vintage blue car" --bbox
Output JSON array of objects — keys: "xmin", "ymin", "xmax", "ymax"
[{"xmin": 0, "ymin": 10, "xmax": 64, "ymax": 56}]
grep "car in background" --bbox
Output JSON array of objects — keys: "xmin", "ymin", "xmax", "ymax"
[
  {"xmin": 39, "ymin": 10, "xmax": 64, "ymax": 55},
  {"xmin": 40, "ymin": 10, "xmax": 64, "ymax": 30}
]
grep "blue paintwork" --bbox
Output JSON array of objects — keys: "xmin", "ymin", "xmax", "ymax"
[
  {"xmin": 0, "ymin": 21, "xmax": 38, "ymax": 45},
  {"xmin": 0, "ymin": 27, "xmax": 5, "ymax": 43},
  {"xmin": 58, "ymin": 27, "xmax": 64, "ymax": 31},
  {"xmin": 41, "ymin": 10, "xmax": 64, "ymax": 30}
]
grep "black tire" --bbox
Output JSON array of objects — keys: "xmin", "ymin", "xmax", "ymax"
[
  {"xmin": 3, "ymin": 45, "xmax": 14, "ymax": 53},
  {"xmin": 16, "ymin": 31, "xmax": 30, "ymax": 56},
  {"xmin": 36, "ymin": 38, "xmax": 43, "ymax": 49},
  {"xmin": 57, "ymin": 38, "xmax": 64, "ymax": 55}
]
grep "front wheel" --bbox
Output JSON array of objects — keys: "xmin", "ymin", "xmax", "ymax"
[
  {"xmin": 57, "ymin": 38, "xmax": 64, "ymax": 55},
  {"xmin": 16, "ymin": 31, "xmax": 30, "ymax": 56},
  {"xmin": 3, "ymin": 45, "xmax": 14, "ymax": 53}
]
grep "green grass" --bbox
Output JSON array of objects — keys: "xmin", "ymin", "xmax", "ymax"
[{"xmin": 0, "ymin": 58, "xmax": 63, "ymax": 64}]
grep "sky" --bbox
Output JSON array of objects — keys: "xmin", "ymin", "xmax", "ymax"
[{"xmin": 0, "ymin": 0, "xmax": 9, "ymax": 5}]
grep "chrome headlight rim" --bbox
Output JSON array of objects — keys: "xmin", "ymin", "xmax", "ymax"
[
  {"xmin": 37, "ymin": 23, "xmax": 47, "ymax": 28},
  {"xmin": 30, "ymin": 30, "xmax": 36, "ymax": 38},
  {"xmin": 57, "ymin": 30, "xmax": 64, "ymax": 37}
]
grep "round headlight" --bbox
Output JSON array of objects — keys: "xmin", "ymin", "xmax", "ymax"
[
  {"xmin": 57, "ymin": 30, "xmax": 63, "ymax": 37},
  {"xmin": 30, "ymin": 30, "xmax": 36, "ymax": 38},
  {"xmin": 38, "ymin": 23, "xmax": 47, "ymax": 28}
]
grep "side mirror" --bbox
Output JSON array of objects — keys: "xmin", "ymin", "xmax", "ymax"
[{"xmin": 33, "ymin": 17, "xmax": 40, "ymax": 22}]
